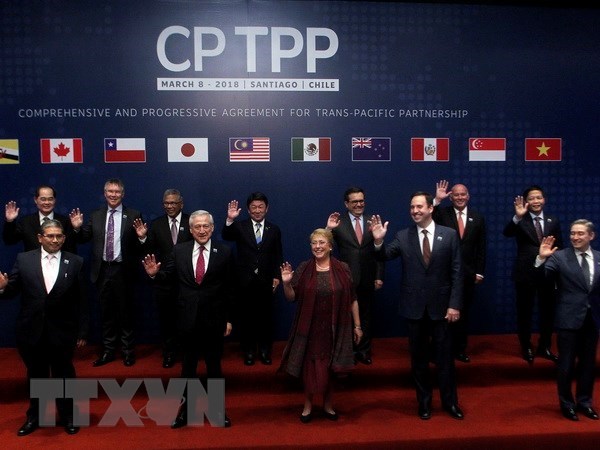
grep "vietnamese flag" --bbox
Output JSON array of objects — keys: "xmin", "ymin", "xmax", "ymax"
[{"xmin": 525, "ymin": 138, "xmax": 562, "ymax": 161}]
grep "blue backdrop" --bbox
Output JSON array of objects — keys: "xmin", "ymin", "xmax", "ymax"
[{"xmin": 1, "ymin": 0, "xmax": 599, "ymax": 346}]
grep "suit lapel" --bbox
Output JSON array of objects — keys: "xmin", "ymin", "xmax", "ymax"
[
  {"xmin": 592, "ymin": 250, "xmax": 600, "ymax": 289},
  {"xmin": 567, "ymin": 249, "xmax": 590, "ymax": 291},
  {"xmin": 409, "ymin": 227, "xmax": 427, "ymax": 268}
]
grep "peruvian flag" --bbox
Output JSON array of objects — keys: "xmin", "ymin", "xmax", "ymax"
[{"xmin": 411, "ymin": 138, "xmax": 449, "ymax": 162}]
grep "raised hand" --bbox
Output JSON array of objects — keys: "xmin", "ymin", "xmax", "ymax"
[
  {"xmin": 539, "ymin": 235, "xmax": 558, "ymax": 259},
  {"xmin": 280, "ymin": 262, "xmax": 294, "ymax": 284},
  {"xmin": 0, "ymin": 272, "xmax": 8, "ymax": 290},
  {"xmin": 69, "ymin": 208, "xmax": 84, "ymax": 229},
  {"xmin": 133, "ymin": 218, "xmax": 148, "ymax": 238},
  {"xmin": 368, "ymin": 214, "xmax": 388, "ymax": 242},
  {"xmin": 227, "ymin": 200, "xmax": 241, "ymax": 221},
  {"xmin": 327, "ymin": 212, "xmax": 341, "ymax": 229},
  {"xmin": 513, "ymin": 195, "xmax": 528, "ymax": 218},
  {"xmin": 141, "ymin": 254, "xmax": 161, "ymax": 277},
  {"xmin": 435, "ymin": 179, "xmax": 450, "ymax": 204},
  {"xmin": 5, "ymin": 201, "xmax": 19, "ymax": 222}
]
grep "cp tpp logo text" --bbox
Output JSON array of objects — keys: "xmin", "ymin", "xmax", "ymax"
[{"xmin": 157, "ymin": 26, "xmax": 339, "ymax": 73}]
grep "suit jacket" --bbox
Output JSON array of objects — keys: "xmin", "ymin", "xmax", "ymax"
[
  {"xmin": 331, "ymin": 213, "xmax": 384, "ymax": 289},
  {"xmin": 3, "ymin": 212, "xmax": 76, "ymax": 253},
  {"xmin": 0, "ymin": 249, "xmax": 88, "ymax": 348},
  {"xmin": 376, "ymin": 224, "xmax": 463, "ymax": 320},
  {"xmin": 158, "ymin": 240, "xmax": 235, "ymax": 336},
  {"xmin": 503, "ymin": 213, "xmax": 563, "ymax": 283},
  {"xmin": 77, "ymin": 205, "xmax": 143, "ymax": 283},
  {"xmin": 543, "ymin": 247, "xmax": 600, "ymax": 330},
  {"xmin": 433, "ymin": 206, "xmax": 486, "ymax": 279},
  {"xmin": 221, "ymin": 218, "xmax": 283, "ymax": 286}
]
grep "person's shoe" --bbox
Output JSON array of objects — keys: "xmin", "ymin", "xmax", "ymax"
[
  {"xmin": 443, "ymin": 404, "xmax": 464, "ymax": 420},
  {"xmin": 162, "ymin": 354, "xmax": 175, "ymax": 368},
  {"xmin": 323, "ymin": 410, "xmax": 338, "ymax": 421},
  {"xmin": 522, "ymin": 347, "xmax": 534, "ymax": 364},
  {"xmin": 123, "ymin": 354, "xmax": 136, "ymax": 366},
  {"xmin": 259, "ymin": 352, "xmax": 272, "ymax": 365},
  {"xmin": 299, "ymin": 412, "xmax": 312, "ymax": 423},
  {"xmin": 355, "ymin": 353, "xmax": 372, "ymax": 365},
  {"xmin": 244, "ymin": 353, "xmax": 255, "ymax": 366},
  {"xmin": 536, "ymin": 348, "xmax": 559, "ymax": 363},
  {"xmin": 93, "ymin": 352, "xmax": 115, "ymax": 367},
  {"xmin": 64, "ymin": 418, "xmax": 79, "ymax": 435},
  {"xmin": 223, "ymin": 415, "xmax": 231, "ymax": 428},
  {"xmin": 561, "ymin": 407, "xmax": 579, "ymax": 421},
  {"xmin": 455, "ymin": 353, "xmax": 471, "ymax": 363},
  {"xmin": 171, "ymin": 408, "xmax": 187, "ymax": 429},
  {"xmin": 418, "ymin": 404, "xmax": 432, "ymax": 420},
  {"xmin": 17, "ymin": 418, "xmax": 38, "ymax": 436},
  {"xmin": 577, "ymin": 405, "xmax": 599, "ymax": 420}
]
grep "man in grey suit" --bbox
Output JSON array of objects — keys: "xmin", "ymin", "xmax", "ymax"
[
  {"xmin": 0, "ymin": 219, "xmax": 87, "ymax": 436},
  {"xmin": 70, "ymin": 178, "xmax": 144, "ymax": 367},
  {"xmin": 537, "ymin": 219, "xmax": 600, "ymax": 421},
  {"xmin": 371, "ymin": 191, "xmax": 464, "ymax": 420},
  {"xmin": 327, "ymin": 187, "xmax": 384, "ymax": 364}
]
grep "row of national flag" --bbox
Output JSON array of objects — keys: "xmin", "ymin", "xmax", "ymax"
[{"xmin": 0, "ymin": 137, "xmax": 562, "ymax": 164}]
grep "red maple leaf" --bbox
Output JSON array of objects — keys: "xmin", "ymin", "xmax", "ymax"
[{"xmin": 53, "ymin": 142, "xmax": 71, "ymax": 158}]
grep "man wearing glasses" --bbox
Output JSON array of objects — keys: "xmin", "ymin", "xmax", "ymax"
[
  {"xmin": 3, "ymin": 185, "xmax": 76, "ymax": 253},
  {"xmin": 139, "ymin": 189, "xmax": 192, "ymax": 368},
  {"xmin": 0, "ymin": 219, "xmax": 88, "ymax": 436},
  {"xmin": 327, "ymin": 187, "xmax": 384, "ymax": 365}
]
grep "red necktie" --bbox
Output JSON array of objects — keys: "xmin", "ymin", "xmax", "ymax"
[
  {"xmin": 422, "ymin": 230, "xmax": 431, "ymax": 266},
  {"xmin": 457, "ymin": 211, "xmax": 465, "ymax": 239},
  {"xmin": 354, "ymin": 217, "xmax": 363, "ymax": 244},
  {"xmin": 195, "ymin": 245, "xmax": 205, "ymax": 284}
]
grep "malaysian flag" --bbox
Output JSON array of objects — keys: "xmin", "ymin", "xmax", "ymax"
[{"xmin": 229, "ymin": 137, "xmax": 270, "ymax": 162}]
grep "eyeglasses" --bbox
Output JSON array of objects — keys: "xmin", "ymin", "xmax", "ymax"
[
  {"xmin": 349, "ymin": 199, "xmax": 365, "ymax": 204},
  {"xmin": 37, "ymin": 197, "xmax": 55, "ymax": 202},
  {"xmin": 42, "ymin": 234, "xmax": 65, "ymax": 240},
  {"xmin": 163, "ymin": 201, "xmax": 182, "ymax": 206}
]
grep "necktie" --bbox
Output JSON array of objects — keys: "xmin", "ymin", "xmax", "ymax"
[
  {"xmin": 255, "ymin": 222, "xmax": 262, "ymax": 244},
  {"xmin": 42, "ymin": 216, "xmax": 50, "ymax": 224},
  {"xmin": 581, "ymin": 252, "xmax": 591, "ymax": 288},
  {"xmin": 534, "ymin": 217, "xmax": 543, "ymax": 243},
  {"xmin": 422, "ymin": 230, "xmax": 431, "ymax": 266},
  {"xmin": 457, "ymin": 211, "xmax": 465, "ymax": 239},
  {"xmin": 171, "ymin": 218, "xmax": 178, "ymax": 245},
  {"xmin": 195, "ymin": 245, "xmax": 205, "ymax": 284},
  {"xmin": 44, "ymin": 254, "xmax": 57, "ymax": 293},
  {"xmin": 354, "ymin": 217, "xmax": 363, "ymax": 244},
  {"xmin": 106, "ymin": 209, "xmax": 116, "ymax": 261}
]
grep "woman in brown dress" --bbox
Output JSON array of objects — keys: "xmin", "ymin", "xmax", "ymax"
[{"xmin": 279, "ymin": 228, "xmax": 362, "ymax": 423}]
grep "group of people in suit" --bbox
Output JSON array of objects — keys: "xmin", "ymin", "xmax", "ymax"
[{"xmin": 2, "ymin": 178, "xmax": 600, "ymax": 434}]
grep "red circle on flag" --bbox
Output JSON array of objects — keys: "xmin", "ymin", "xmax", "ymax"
[{"xmin": 181, "ymin": 143, "xmax": 195, "ymax": 157}]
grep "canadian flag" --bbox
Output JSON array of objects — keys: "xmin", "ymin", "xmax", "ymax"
[{"xmin": 40, "ymin": 138, "xmax": 83, "ymax": 163}]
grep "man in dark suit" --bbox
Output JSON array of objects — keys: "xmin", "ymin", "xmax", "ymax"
[
  {"xmin": 70, "ymin": 178, "xmax": 144, "ymax": 367},
  {"xmin": 326, "ymin": 186, "xmax": 384, "ymax": 364},
  {"xmin": 143, "ymin": 210, "xmax": 234, "ymax": 428},
  {"xmin": 222, "ymin": 192, "xmax": 283, "ymax": 366},
  {"xmin": 140, "ymin": 188, "xmax": 191, "ymax": 368},
  {"xmin": 504, "ymin": 185, "xmax": 563, "ymax": 363},
  {"xmin": 371, "ymin": 191, "xmax": 464, "ymax": 420},
  {"xmin": 537, "ymin": 219, "xmax": 600, "ymax": 421},
  {"xmin": 433, "ymin": 180, "xmax": 486, "ymax": 363},
  {"xmin": 3, "ymin": 185, "xmax": 76, "ymax": 253},
  {"xmin": 0, "ymin": 219, "xmax": 88, "ymax": 436}
]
